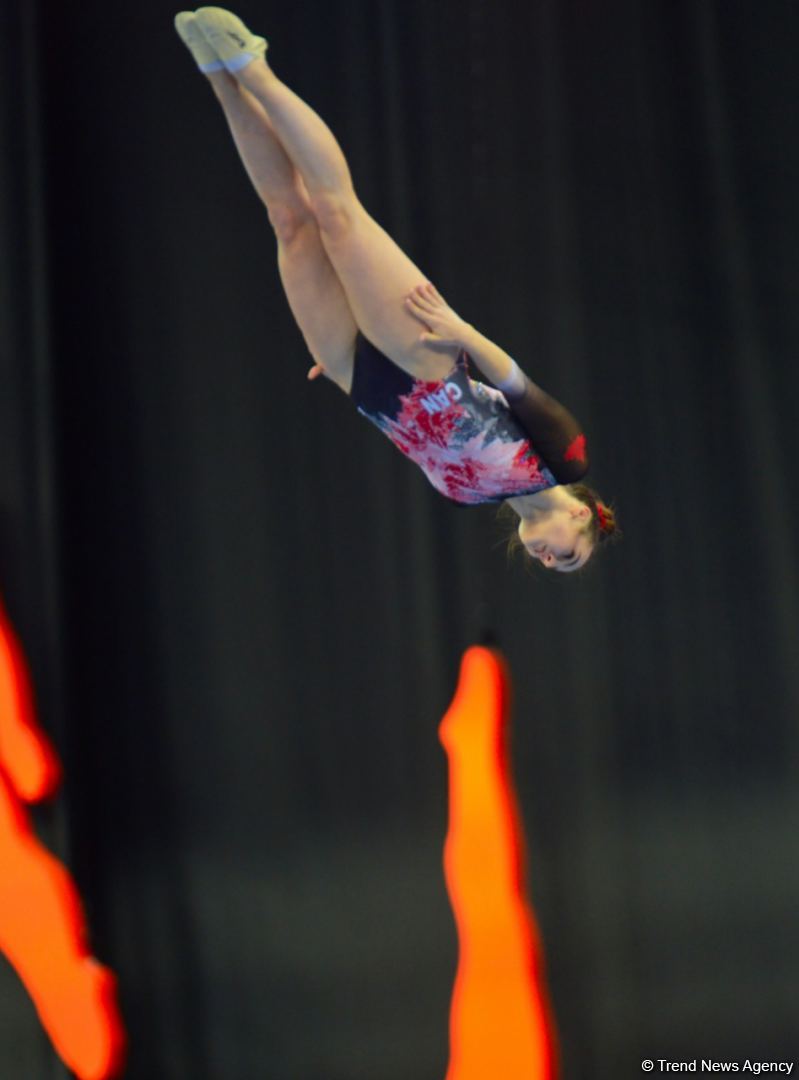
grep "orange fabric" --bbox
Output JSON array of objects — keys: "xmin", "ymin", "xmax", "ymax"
[
  {"xmin": 0, "ymin": 604, "xmax": 61, "ymax": 802},
  {"xmin": 440, "ymin": 646, "xmax": 558, "ymax": 1080},
  {"xmin": 0, "ymin": 600, "xmax": 126, "ymax": 1079}
]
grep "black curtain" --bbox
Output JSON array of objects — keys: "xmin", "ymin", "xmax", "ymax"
[
  {"xmin": 1, "ymin": 0, "xmax": 71, "ymax": 1075},
  {"xmin": 1, "ymin": 0, "xmax": 798, "ymax": 1076}
]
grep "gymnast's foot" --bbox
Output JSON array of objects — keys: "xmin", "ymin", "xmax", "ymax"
[
  {"xmin": 193, "ymin": 7, "xmax": 268, "ymax": 73},
  {"xmin": 173, "ymin": 11, "xmax": 225, "ymax": 72}
]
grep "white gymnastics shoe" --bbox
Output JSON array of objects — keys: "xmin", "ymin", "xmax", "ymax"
[
  {"xmin": 174, "ymin": 12, "xmax": 225, "ymax": 73},
  {"xmin": 194, "ymin": 7, "xmax": 268, "ymax": 73}
]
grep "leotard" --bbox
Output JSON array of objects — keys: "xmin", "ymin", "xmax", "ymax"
[{"xmin": 350, "ymin": 333, "xmax": 589, "ymax": 506}]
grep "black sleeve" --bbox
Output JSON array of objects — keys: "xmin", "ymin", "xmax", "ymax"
[{"xmin": 504, "ymin": 374, "xmax": 590, "ymax": 484}]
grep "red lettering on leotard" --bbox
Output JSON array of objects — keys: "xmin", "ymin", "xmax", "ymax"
[
  {"xmin": 563, "ymin": 434, "xmax": 587, "ymax": 464},
  {"xmin": 0, "ymin": 598, "xmax": 126, "ymax": 1079},
  {"xmin": 439, "ymin": 647, "xmax": 559, "ymax": 1080}
]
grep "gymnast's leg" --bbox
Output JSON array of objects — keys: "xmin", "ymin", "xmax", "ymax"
[
  {"xmin": 197, "ymin": 12, "xmax": 457, "ymax": 382},
  {"xmin": 203, "ymin": 69, "xmax": 358, "ymax": 392}
]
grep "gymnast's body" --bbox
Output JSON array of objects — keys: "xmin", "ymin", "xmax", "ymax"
[{"xmin": 175, "ymin": 7, "xmax": 617, "ymax": 572}]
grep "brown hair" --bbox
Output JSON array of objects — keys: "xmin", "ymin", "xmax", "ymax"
[{"xmin": 567, "ymin": 483, "xmax": 620, "ymax": 547}]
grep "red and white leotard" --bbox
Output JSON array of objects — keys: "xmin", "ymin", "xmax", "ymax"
[{"xmin": 350, "ymin": 334, "xmax": 589, "ymax": 506}]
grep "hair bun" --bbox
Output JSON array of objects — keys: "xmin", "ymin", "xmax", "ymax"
[
  {"xmin": 596, "ymin": 502, "xmax": 616, "ymax": 536},
  {"xmin": 564, "ymin": 483, "xmax": 620, "ymax": 549}
]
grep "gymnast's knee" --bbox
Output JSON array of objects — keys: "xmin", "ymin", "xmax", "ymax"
[
  {"xmin": 307, "ymin": 189, "xmax": 359, "ymax": 242},
  {"xmin": 267, "ymin": 201, "xmax": 317, "ymax": 247}
]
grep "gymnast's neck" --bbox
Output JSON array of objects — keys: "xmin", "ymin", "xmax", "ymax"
[{"xmin": 505, "ymin": 485, "xmax": 576, "ymax": 521}]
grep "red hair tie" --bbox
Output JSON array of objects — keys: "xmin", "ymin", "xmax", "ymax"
[{"xmin": 596, "ymin": 503, "xmax": 609, "ymax": 533}]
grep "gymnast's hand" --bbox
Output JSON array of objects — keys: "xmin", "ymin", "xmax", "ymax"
[
  {"xmin": 307, "ymin": 363, "xmax": 325, "ymax": 380},
  {"xmin": 405, "ymin": 283, "xmax": 471, "ymax": 351}
]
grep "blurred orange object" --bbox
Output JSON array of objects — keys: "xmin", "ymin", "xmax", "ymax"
[
  {"xmin": 0, "ymin": 599, "xmax": 126, "ymax": 1079},
  {"xmin": 440, "ymin": 646, "xmax": 558, "ymax": 1080}
]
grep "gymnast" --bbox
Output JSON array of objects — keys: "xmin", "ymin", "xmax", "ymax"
[{"xmin": 174, "ymin": 7, "xmax": 617, "ymax": 572}]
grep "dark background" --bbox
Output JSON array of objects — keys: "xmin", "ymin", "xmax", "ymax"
[{"xmin": 2, "ymin": 0, "xmax": 798, "ymax": 1077}]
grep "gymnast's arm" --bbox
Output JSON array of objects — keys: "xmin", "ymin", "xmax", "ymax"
[
  {"xmin": 459, "ymin": 325, "xmax": 589, "ymax": 483},
  {"xmin": 405, "ymin": 284, "xmax": 590, "ymax": 483}
]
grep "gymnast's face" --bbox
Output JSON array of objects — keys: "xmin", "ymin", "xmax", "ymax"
[{"xmin": 518, "ymin": 505, "xmax": 592, "ymax": 573}]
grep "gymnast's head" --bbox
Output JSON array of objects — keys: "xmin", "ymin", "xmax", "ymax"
[{"xmin": 505, "ymin": 483, "xmax": 619, "ymax": 573}]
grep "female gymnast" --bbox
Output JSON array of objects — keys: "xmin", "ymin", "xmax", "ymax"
[{"xmin": 174, "ymin": 7, "xmax": 617, "ymax": 572}]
